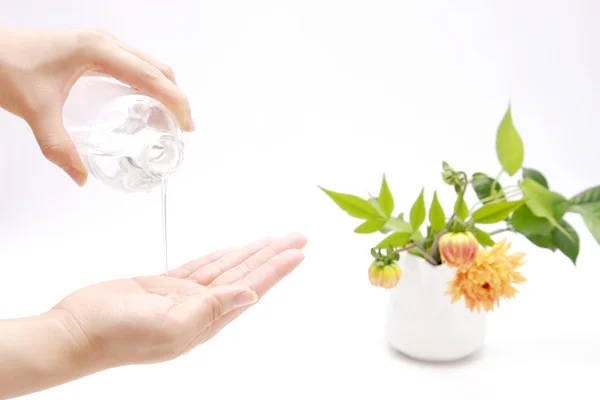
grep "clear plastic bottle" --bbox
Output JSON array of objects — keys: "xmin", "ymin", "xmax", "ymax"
[{"xmin": 62, "ymin": 76, "xmax": 184, "ymax": 193}]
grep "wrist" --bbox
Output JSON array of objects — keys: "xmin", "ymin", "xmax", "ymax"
[
  {"xmin": 0, "ymin": 311, "xmax": 99, "ymax": 399},
  {"xmin": 44, "ymin": 309, "xmax": 103, "ymax": 375}
]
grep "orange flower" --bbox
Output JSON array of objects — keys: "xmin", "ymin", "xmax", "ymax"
[
  {"xmin": 438, "ymin": 231, "xmax": 478, "ymax": 267},
  {"xmin": 445, "ymin": 239, "xmax": 526, "ymax": 312}
]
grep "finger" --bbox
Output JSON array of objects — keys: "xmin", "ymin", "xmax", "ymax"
[
  {"xmin": 89, "ymin": 41, "xmax": 194, "ymax": 131},
  {"xmin": 170, "ymin": 285, "xmax": 258, "ymax": 349},
  {"xmin": 88, "ymin": 29, "xmax": 177, "ymax": 83},
  {"xmin": 209, "ymin": 233, "xmax": 307, "ymax": 287},
  {"xmin": 187, "ymin": 236, "xmax": 277, "ymax": 285},
  {"xmin": 27, "ymin": 107, "xmax": 88, "ymax": 186},
  {"xmin": 168, "ymin": 248, "xmax": 235, "ymax": 279},
  {"xmin": 201, "ymin": 249, "xmax": 305, "ymax": 342},
  {"xmin": 239, "ymin": 249, "xmax": 305, "ymax": 296}
]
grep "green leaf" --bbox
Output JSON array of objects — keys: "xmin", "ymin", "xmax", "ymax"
[
  {"xmin": 519, "ymin": 178, "xmax": 571, "ymax": 238},
  {"xmin": 550, "ymin": 192, "xmax": 569, "ymax": 220},
  {"xmin": 471, "ymin": 227, "xmax": 495, "ymax": 247},
  {"xmin": 521, "ymin": 231, "xmax": 558, "ymax": 251},
  {"xmin": 472, "ymin": 199, "xmax": 528, "ymax": 224},
  {"xmin": 520, "ymin": 179, "xmax": 553, "ymax": 217},
  {"xmin": 569, "ymin": 186, "xmax": 600, "ymax": 211},
  {"xmin": 376, "ymin": 232, "xmax": 411, "ymax": 249},
  {"xmin": 570, "ymin": 205, "xmax": 600, "ymax": 245},
  {"xmin": 442, "ymin": 161, "xmax": 453, "ymax": 175},
  {"xmin": 368, "ymin": 197, "xmax": 383, "ymax": 216},
  {"xmin": 409, "ymin": 188, "xmax": 426, "ymax": 230},
  {"xmin": 385, "ymin": 217, "xmax": 414, "ymax": 233},
  {"xmin": 354, "ymin": 219, "xmax": 387, "ymax": 234},
  {"xmin": 428, "ymin": 192, "xmax": 446, "ymax": 232},
  {"xmin": 568, "ymin": 186, "xmax": 600, "ymax": 244},
  {"xmin": 552, "ymin": 219, "xmax": 579, "ymax": 265},
  {"xmin": 378, "ymin": 175, "xmax": 394, "ymax": 218},
  {"xmin": 510, "ymin": 205, "xmax": 552, "ymax": 234},
  {"xmin": 411, "ymin": 228, "xmax": 424, "ymax": 244},
  {"xmin": 319, "ymin": 187, "xmax": 381, "ymax": 219},
  {"xmin": 523, "ymin": 168, "xmax": 548, "ymax": 189},
  {"xmin": 496, "ymin": 104, "xmax": 524, "ymax": 176},
  {"xmin": 471, "ymin": 173, "xmax": 504, "ymax": 202},
  {"xmin": 454, "ymin": 193, "xmax": 469, "ymax": 220},
  {"xmin": 581, "ymin": 212, "xmax": 600, "ymax": 245}
]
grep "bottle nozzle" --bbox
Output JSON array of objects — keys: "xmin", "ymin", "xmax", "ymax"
[{"xmin": 140, "ymin": 134, "xmax": 184, "ymax": 178}]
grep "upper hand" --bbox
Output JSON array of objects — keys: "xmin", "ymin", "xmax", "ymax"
[
  {"xmin": 0, "ymin": 26, "xmax": 194, "ymax": 186},
  {"xmin": 49, "ymin": 233, "xmax": 307, "ymax": 370}
]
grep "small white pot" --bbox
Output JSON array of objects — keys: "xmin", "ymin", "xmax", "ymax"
[{"xmin": 384, "ymin": 253, "xmax": 487, "ymax": 362}]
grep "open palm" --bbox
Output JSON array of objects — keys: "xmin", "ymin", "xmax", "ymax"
[{"xmin": 52, "ymin": 233, "xmax": 307, "ymax": 370}]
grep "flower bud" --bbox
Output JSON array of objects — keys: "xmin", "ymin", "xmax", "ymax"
[
  {"xmin": 442, "ymin": 170, "xmax": 455, "ymax": 185},
  {"xmin": 438, "ymin": 231, "xmax": 478, "ymax": 267},
  {"xmin": 369, "ymin": 262, "xmax": 402, "ymax": 289}
]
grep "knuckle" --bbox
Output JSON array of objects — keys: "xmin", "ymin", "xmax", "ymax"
[
  {"xmin": 204, "ymin": 295, "xmax": 224, "ymax": 322},
  {"xmin": 74, "ymin": 30, "xmax": 108, "ymax": 60},
  {"xmin": 140, "ymin": 62, "xmax": 164, "ymax": 80},
  {"xmin": 264, "ymin": 245, "xmax": 278, "ymax": 259},
  {"xmin": 88, "ymin": 28, "xmax": 112, "ymax": 37},
  {"xmin": 214, "ymin": 257, "xmax": 230, "ymax": 275},
  {"xmin": 237, "ymin": 262, "xmax": 252, "ymax": 278},
  {"xmin": 40, "ymin": 142, "xmax": 64, "ymax": 162},
  {"xmin": 161, "ymin": 65, "xmax": 175, "ymax": 81},
  {"xmin": 76, "ymin": 29, "xmax": 107, "ymax": 48},
  {"xmin": 188, "ymin": 274, "xmax": 208, "ymax": 287},
  {"xmin": 39, "ymin": 141, "xmax": 76, "ymax": 170}
]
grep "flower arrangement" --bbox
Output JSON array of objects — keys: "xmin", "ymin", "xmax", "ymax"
[{"xmin": 320, "ymin": 104, "xmax": 600, "ymax": 312}]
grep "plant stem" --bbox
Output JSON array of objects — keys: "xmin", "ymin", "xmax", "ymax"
[
  {"xmin": 469, "ymin": 189, "xmax": 523, "ymax": 213},
  {"xmin": 488, "ymin": 227, "xmax": 515, "ymax": 236},
  {"xmin": 494, "ymin": 169, "xmax": 504, "ymax": 188},
  {"xmin": 392, "ymin": 242, "xmax": 438, "ymax": 265},
  {"xmin": 427, "ymin": 171, "xmax": 469, "ymax": 263},
  {"xmin": 476, "ymin": 188, "xmax": 522, "ymax": 205},
  {"xmin": 451, "ymin": 172, "xmax": 469, "ymax": 220},
  {"xmin": 392, "ymin": 244, "xmax": 416, "ymax": 254},
  {"xmin": 430, "ymin": 227, "xmax": 447, "ymax": 263},
  {"xmin": 414, "ymin": 243, "xmax": 439, "ymax": 265}
]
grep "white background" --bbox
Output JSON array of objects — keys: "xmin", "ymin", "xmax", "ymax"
[{"xmin": 1, "ymin": 0, "xmax": 600, "ymax": 399}]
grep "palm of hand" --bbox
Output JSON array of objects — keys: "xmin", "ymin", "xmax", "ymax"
[{"xmin": 52, "ymin": 234, "xmax": 306, "ymax": 369}]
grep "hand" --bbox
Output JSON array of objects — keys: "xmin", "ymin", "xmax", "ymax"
[
  {"xmin": 50, "ymin": 233, "xmax": 307, "ymax": 370},
  {"xmin": 0, "ymin": 26, "xmax": 194, "ymax": 186}
]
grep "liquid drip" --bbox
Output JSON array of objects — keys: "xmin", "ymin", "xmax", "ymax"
[{"xmin": 161, "ymin": 178, "xmax": 169, "ymax": 277}]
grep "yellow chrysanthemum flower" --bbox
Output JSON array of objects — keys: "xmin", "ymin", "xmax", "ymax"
[{"xmin": 445, "ymin": 239, "xmax": 526, "ymax": 312}]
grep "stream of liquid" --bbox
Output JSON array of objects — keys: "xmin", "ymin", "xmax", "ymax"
[{"xmin": 161, "ymin": 178, "xmax": 169, "ymax": 277}]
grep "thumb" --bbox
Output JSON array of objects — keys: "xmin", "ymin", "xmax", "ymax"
[
  {"xmin": 187, "ymin": 286, "xmax": 259, "ymax": 330},
  {"xmin": 27, "ymin": 108, "xmax": 88, "ymax": 186}
]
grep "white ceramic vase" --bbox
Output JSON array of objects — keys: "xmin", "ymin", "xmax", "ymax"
[{"xmin": 384, "ymin": 253, "xmax": 487, "ymax": 362}]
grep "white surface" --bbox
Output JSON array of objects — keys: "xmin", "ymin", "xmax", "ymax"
[
  {"xmin": 1, "ymin": 1, "xmax": 600, "ymax": 399},
  {"xmin": 385, "ymin": 253, "xmax": 486, "ymax": 362}
]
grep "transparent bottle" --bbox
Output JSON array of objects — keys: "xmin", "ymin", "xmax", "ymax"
[{"xmin": 62, "ymin": 76, "xmax": 184, "ymax": 193}]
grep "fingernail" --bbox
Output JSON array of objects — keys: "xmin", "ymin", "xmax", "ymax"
[
  {"xmin": 185, "ymin": 110, "xmax": 195, "ymax": 132},
  {"xmin": 64, "ymin": 166, "xmax": 87, "ymax": 187},
  {"xmin": 233, "ymin": 290, "xmax": 258, "ymax": 308}
]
